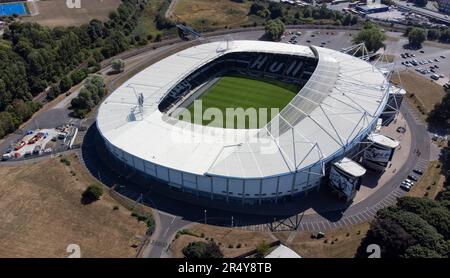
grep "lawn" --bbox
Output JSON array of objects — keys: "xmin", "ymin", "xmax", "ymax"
[
  {"xmin": 184, "ymin": 76, "xmax": 298, "ymax": 129},
  {"xmin": 172, "ymin": 0, "xmax": 254, "ymax": 30},
  {"xmin": 408, "ymin": 161, "xmax": 445, "ymax": 199},
  {"xmin": 0, "ymin": 154, "xmax": 148, "ymax": 258},
  {"xmin": 169, "ymin": 224, "xmax": 275, "ymax": 258},
  {"xmin": 390, "ymin": 71, "xmax": 446, "ymax": 122},
  {"xmin": 275, "ymin": 222, "xmax": 370, "ymax": 258},
  {"xmin": 22, "ymin": 0, "xmax": 121, "ymax": 27}
]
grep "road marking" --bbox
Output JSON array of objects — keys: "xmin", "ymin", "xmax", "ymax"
[
  {"xmin": 170, "ymin": 216, "xmax": 176, "ymax": 225},
  {"xmin": 300, "ymin": 223, "xmax": 306, "ymax": 231},
  {"xmin": 324, "ymin": 221, "xmax": 332, "ymax": 230},
  {"xmin": 354, "ymin": 213, "xmax": 364, "ymax": 222},
  {"xmin": 163, "ymin": 227, "xmax": 170, "ymax": 237}
]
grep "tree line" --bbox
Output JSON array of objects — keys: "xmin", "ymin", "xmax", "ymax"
[
  {"xmin": 0, "ymin": 0, "xmax": 177, "ymax": 138},
  {"xmin": 405, "ymin": 27, "xmax": 450, "ymax": 48},
  {"xmin": 252, "ymin": 0, "xmax": 358, "ymax": 31}
]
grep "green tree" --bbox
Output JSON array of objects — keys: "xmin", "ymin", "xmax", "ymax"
[
  {"xmin": 111, "ymin": 58, "xmax": 125, "ymax": 73},
  {"xmin": 414, "ymin": 0, "xmax": 428, "ymax": 7},
  {"xmin": 427, "ymin": 88, "xmax": 450, "ymax": 127},
  {"xmin": 403, "ymin": 245, "xmax": 442, "ymax": 258},
  {"xmin": 264, "ymin": 18, "xmax": 285, "ymax": 41},
  {"xmin": 59, "ymin": 75, "xmax": 73, "ymax": 93},
  {"xmin": 408, "ymin": 28, "xmax": 427, "ymax": 47},
  {"xmin": 182, "ymin": 241, "xmax": 223, "ymax": 258},
  {"xmin": 427, "ymin": 29, "xmax": 441, "ymax": 41},
  {"xmin": 82, "ymin": 184, "xmax": 103, "ymax": 201},
  {"xmin": 352, "ymin": 22, "xmax": 387, "ymax": 52}
]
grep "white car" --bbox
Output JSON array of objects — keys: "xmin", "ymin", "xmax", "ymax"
[{"xmin": 400, "ymin": 183, "xmax": 411, "ymax": 191}]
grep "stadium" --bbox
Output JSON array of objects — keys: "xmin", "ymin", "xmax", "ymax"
[{"xmin": 96, "ymin": 40, "xmax": 399, "ymax": 205}]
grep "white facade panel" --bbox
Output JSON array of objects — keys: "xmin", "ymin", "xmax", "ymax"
[
  {"xmin": 134, "ymin": 157, "xmax": 145, "ymax": 172},
  {"xmin": 228, "ymin": 179, "xmax": 243, "ymax": 196},
  {"xmin": 212, "ymin": 177, "xmax": 227, "ymax": 195},
  {"xmin": 145, "ymin": 162, "xmax": 156, "ymax": 176},
  {"xmin": 183, "ymin": 173, "xmax": 197, "ymax": 189},
  {"xmin": 169, "ymin": 169, "xmax": 182, "ymax": 185},
  {"xmin": 261, "ymin": 177, "xmax": 278, "ymax": 196},
  {"xmin": 198, "ymin": 176, "xmax": 212, "ymax": 193},
  {"xmin": 278, "ymin": 175, "xmax": 294, "ymax": 194},
  {"xmin": 156, "ymin": 165, "xmax": 169, "ymax": 181},
  {"xmin": 244, "ymin": 179, "xmax": 261, "ymax": 196}
]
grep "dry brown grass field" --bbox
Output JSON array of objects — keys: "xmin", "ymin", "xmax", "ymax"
[
  {"xmin": 275, "ymin": 222, "xmax": 370, "ymax": 258},
  {"xmin": 0, "ymin": 153, "xmax": 147, "ymax": 258},
  {"xmin": 23, "ymin": 0, "xmax": 121, "ymax": 27},
  {"xmin": 408, "ymin": 161, "xmax": 445, "ymax": 199},
  {"xmin": 170, "ymin": 224, "xmax": 274, "ymax": 258},
  {"xmin": 391, "ymin": 71, "xmax": 446, "ymax": 121},
  {"xmin": 172, "ymin": 0, "xmax": 253, "ymax": 29}
]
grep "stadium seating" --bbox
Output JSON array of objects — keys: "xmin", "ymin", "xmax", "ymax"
[{"xmin": 158, "ymin": 52, "xmax": 318, "ymax": 112}]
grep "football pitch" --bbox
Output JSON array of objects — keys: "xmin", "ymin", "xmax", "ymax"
[{"xmin": 184, "ymin": 75, "xmax": 298, "ymax": 129}]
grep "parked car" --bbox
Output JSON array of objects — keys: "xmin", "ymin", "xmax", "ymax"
[
  {"xmin": 408, "ymin": 175, "xmax": 418, "ymax": 181},
  {"xmin": 400, "ymin": 183, "xmax": 411, "ymax": 191},
  {"xmin": 1, "ymin": 153, "xmax": 11, "ymax": 161},
  {"xmin": 413, "ymin": 169, "xmax": 424, "ymax": 175},
  {"xmin": 405, "ymin": 179, "xmax": 414, "ymax": 185}
]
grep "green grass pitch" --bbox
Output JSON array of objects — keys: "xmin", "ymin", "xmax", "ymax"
[{"xmin": 183, "ymin": 75, "xmax": 298, "ymax": 129}]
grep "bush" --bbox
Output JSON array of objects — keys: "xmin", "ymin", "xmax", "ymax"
[
  {"xmin": 255, "ymin": 241, "xmax": 270, "ymax": 258},
  {"xmin": 182, "ymin": 241, "xmax": 223, "ymax": 258},
  {"xmin": 111, "ymin": 58, "xmax": 125, "ymax": 73},
  {"xmin": 82, "ymin": 184, "xmax": 103, "ymax": 201},
  {"xmin": 60, "ymin": 157, "xmax": 71, "ymax": 166}
]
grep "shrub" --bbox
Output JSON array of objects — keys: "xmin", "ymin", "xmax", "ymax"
[
  {"xmin": 60, "ymin": 158, "xmax": 71, "ymax": 166},
  {"xmin": 111, "ymin": 58, "xmax": 125, "ymax": 73},
  {"xmin": 255, "ymin": 241, "xmax": 270, "ymax": 258},
  {"xmin": 182, "ymin": 241, "xmax": 223, "ymax": 258},
  {"xmin": 82, "ymin": 184, "xmax": 103, "ymax": 201}
]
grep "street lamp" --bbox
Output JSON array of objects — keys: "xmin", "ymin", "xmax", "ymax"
[
  {"xmin": 204, "ymin": 209, "xmax": 207, "ymax": 224},
  {"xmin": 231, "ymin": 216, "xmax": 234, "ymax": 228}
]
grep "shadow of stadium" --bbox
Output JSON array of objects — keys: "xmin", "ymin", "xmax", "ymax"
[{"xmin": 81, "ymin": 123, "xmax": 352, "ymax": 228}]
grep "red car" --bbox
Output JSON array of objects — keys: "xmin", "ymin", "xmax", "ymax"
[{"xmin": 15, "ymin": 141, "xmax": 26, "ymax": 150}]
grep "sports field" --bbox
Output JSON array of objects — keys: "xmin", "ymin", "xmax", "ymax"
[{"xmin": 184, "ymin": 76, "xmax": 298, "ymax": 129}]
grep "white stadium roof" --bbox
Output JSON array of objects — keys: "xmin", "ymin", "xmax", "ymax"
[{"xmin": 97, "ymin": 40, "xmax": 389, "ymax": 179}]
